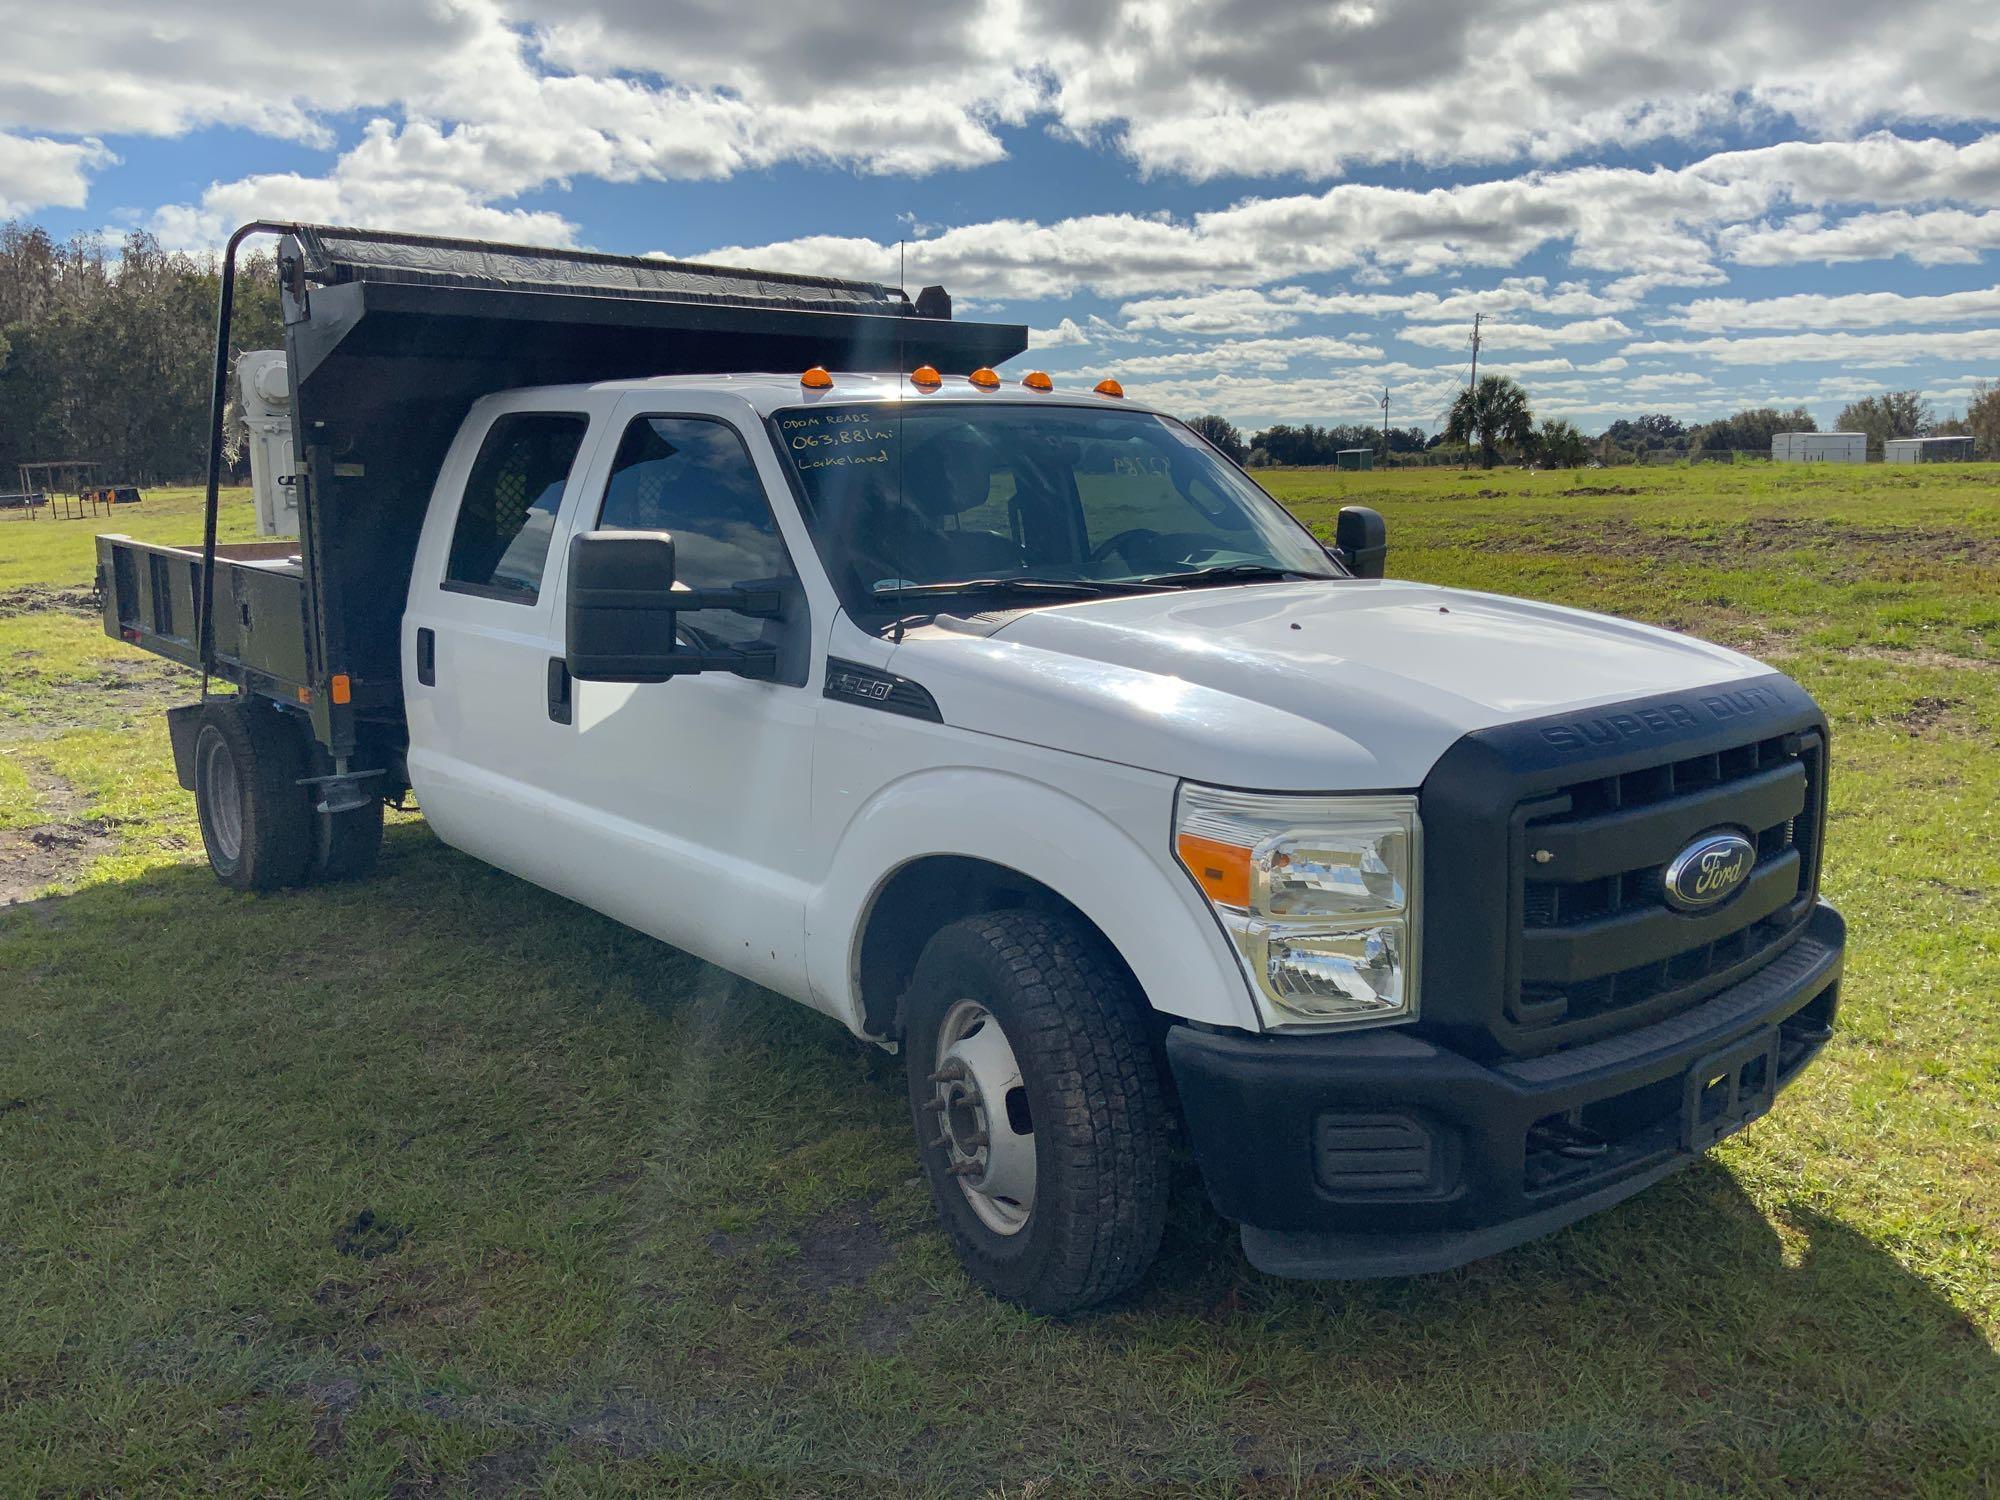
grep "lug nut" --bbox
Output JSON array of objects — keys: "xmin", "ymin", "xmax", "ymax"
[{"xmin": 928, "ymin": 1063, "xmax": 967, "ymax": 1084}]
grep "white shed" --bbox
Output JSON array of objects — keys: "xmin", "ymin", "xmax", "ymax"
[
  {"xmin": 1772, "ymin": 432, "xmax": 1866, "ymax": 463},
  {"xmin": 1885, "ymin": 436, "xmax": 1976, "ymax": 463}
]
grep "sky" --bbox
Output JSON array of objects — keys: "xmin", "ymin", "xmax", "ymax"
[{"xmin": 2, "ymin": 0, "xmax": 1997, "ymax": 436}]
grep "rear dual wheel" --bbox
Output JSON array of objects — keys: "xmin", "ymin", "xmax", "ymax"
[
  {"xmin": 904, "ymin": 910, "xmax": 1170, "ymax": 1315},
  {"xmin": 193, "ymin": 699, "xmax": 381, "ymax": 890}
]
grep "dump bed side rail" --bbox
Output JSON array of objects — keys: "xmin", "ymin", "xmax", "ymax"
[{"xmin": 100, "ymin": 534, "xmax": 312, "ymax": 704}]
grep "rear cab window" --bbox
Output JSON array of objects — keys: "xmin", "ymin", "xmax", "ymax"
[{"xmin": 444, "ymin": 411, "xmax": 591, "ymax": 603}]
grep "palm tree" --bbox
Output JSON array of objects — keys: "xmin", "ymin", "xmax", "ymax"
[{"xmin": 1445, "ymin": 375, "xmax": 1535, "ymax": 468}]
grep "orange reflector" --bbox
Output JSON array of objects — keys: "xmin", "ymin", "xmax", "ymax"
[
  {"xmin": 910, "ymin": 365, "xmax": 942, "ymax": 388},
  {"xmin": 800, "ymin": 366, "xmax": 833, "ymax": 389},
  {"xmin": 968, "ymin": 367, "xmax": 1001, "ymax": 390},
  {"xmin": 330, "ymin": 673, "xmax": 352, "ymax": 705},
  {"xmin": 1022, "ymin": 370, "xmax": 1053, "ymax": 391},
  {"xmin": 296, "ymin": 687, "xmax": 312, "ymax": 704},
  {"xmin": 1094, "ymin": 378, "xmax": 1124, "ymax": 398},
  {"xmin": 1176, "ymin": 832, "xmax": 1251, "ymax": 910}
]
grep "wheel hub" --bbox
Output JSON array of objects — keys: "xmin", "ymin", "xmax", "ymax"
[{"xmin": 928, "ymin": 1000, "xmax": 1034, "ymax": 1235}]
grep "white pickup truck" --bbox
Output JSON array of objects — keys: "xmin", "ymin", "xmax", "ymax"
[{"xmin": 101, "ymin": 225, "xmax": 1842, "ymax": 1312}]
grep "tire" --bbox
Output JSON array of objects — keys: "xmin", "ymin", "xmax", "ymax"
[
  {"xmin": 306, "ymin": 747, "xmax": 384, "ymax": 882},
  {"xmin": 192, "ymin": 699, "xmax": 313, "ymax": 891},
  {"xmin": 904, "ymin": 910, "xmax": 1170, "ymax": 1315}
]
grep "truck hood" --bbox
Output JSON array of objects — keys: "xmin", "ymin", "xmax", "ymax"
[{"xmin": 888, "ymin": 579, "xmax": 1770, "ymax": 790}]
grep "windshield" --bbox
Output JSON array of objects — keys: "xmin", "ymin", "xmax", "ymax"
[{"xmin": 772, "ymin": 402, "xmax": 1341, "ymax": 612}]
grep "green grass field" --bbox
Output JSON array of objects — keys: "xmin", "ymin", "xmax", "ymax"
[{"xmin": 2, "ymin": 467, "xmax": 1996, "ymax": 1496}]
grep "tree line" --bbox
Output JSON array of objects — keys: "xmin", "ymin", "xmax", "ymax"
[
  {"xmin": 1193, "ymin": 374, "xmax": 1998, "ymax": 470},
  {"xmin": 0, "ymin": 223, "xmax": 281, "ymax": 490}
]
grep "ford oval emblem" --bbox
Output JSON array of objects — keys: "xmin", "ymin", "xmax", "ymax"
[{"xmin": 1663, "ymin": 831, "xmax": 1756, "ymax": 911}]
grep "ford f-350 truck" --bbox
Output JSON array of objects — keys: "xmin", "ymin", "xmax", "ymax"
[{"xmin": 99, "ymin": 225, "xmax": 1842, "ymax": 1313}]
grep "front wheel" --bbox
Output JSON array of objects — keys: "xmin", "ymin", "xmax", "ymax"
[{"xmin": 904, "ymin": 910, "xmax": 1170, "ymax": 1314}]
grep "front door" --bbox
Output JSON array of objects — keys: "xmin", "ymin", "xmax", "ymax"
[{"xmin": 535, "ymin": 400, "xmax": 823, "ymax": 1002}]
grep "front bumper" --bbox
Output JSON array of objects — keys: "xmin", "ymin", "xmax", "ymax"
[{"xmin": 1166, "ymin": 901, "xmax": 1844, "ymax": 1279}]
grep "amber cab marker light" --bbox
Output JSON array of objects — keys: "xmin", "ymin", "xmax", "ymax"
[
  {"xmin": 909, "ymin": 365, "xmax": 943, "ymax": 388},
  {"xmin": 969, "ymin": 367, "xmax": 1001, "ymax": 390},
  {"xmin": 1094, "ymin": 377, "xmax": 1124, "ymax": 398},
  {"xmin": 800, "ymin": 366, "xmax": 833, "ymax": 390},
  {"xmin": 330, "ymin": 673, "xmax": 352, "ymax": 706},
  {"xmin": 1022, "ymin": 370, "xmax": 1054, "ymax": 391}
]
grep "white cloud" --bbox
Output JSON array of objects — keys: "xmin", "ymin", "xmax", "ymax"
[
  {"xmin": 0, "ymin": 132, "xmax": 114, "ymax": 216},
  {"xmin": 1720, "ymin": 208, "xmax": 2000, "ymax": 267},
  {"xmin": 1400, "ymin": 317, "xmax": 1633, "ymax": 351},
  {"xmin": 1113, "ymin": 277, "xmax": 1636, "ymax": 336},
  {"xmin": 1667, "ymin": 285, "xmax": 2000, "ymax": 330},
  {"xmin": 704, "ymin": 134, "xmax": 2000, "ymax": 305},
  {"xmin": 1113, "ymin": 335, "xmax": 1385, "ymax": 377},
  {"xmin": 1027, "ymin": 317, "xmax": 1090, "ymax": 349},
  {"xmin": 1622, "ymin": 328, "xmax": 2000, "ymax": 367}
]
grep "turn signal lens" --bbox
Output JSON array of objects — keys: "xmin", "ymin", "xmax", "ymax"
[
  {"xmin": 1094, "ymin": 378, "xmax": 1124, "ymax": 398},
  {"xmin": 330, "ymin": 673, "xmax": 352, "ymax": 705},
  {"xmin": 800, "ymin": 366, "xmax": 833, "ymax": 389},
  {"xmin": 1176, "ymin": 832, "xmax": 1252, "ymax": 911},
  {"xmin": 1022, "ymin": 370, "xmax": 1053, "ymax": 391},
  {"xmin": 910, "ymin": 365, "xmax": 942, "ymax": 388},
  {"xmin": 968, "ymin": 367, "xmax": 1001, "ymax": 390}
]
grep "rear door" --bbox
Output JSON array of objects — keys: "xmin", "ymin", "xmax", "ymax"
[{"xmin": 404, "ymin": 400, "xmax": 598, "ymax": 881}]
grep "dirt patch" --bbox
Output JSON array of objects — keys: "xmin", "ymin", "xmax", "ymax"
[
  {"xmin": 0, "ymin": 822, "xmax": 118, "ymax": 905},
  {"xmin": 853, "ymin": 1292, "xmax": 936, "ymax": 1355},
  {"xmin": 305, "ymin": 1376, "xmax": 361, "ymax": 1461},
  {"xmin": 333, "ymin": 1210, "xmax": 411, "ymax": 1260},
  {"xmin": 1891, "ymin": 695, "xmax": 1964, "ymax": 736},
  {"xmin": 0, "ymin": 760, "xmax": 116, "ymax": 906},
  {"xmin": 1558, "ymin": 484, "xmax": 1641, "ymax": 496},
  {"xmin": 791, "ymin": 1203, "xmax": 896, "ymax": 1294},
  {"xmin": 0, "ymin": 585, "xmax": 98, "ymax": 618}
]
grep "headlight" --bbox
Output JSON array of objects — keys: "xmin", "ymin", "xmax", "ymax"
[{"xmin": 1175, "ymin": 785, "xmax": 1421, "ymax": 1029}]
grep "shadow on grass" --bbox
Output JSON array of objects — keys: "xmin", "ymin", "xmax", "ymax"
[{"xmin": 3, "ymin": 823, "xmax": 1995, "ymax": 1493}]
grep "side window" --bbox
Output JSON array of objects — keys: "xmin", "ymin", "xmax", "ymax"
[
  {"xmin": 597, "ymin": 416, "xmax": 794, "ymax": 646},
  {"xmin": 444, "ymin": 412, "xmax": 589, "ymax": 603}
]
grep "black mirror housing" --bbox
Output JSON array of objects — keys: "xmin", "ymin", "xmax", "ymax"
[
  {"xmin": 566, "ymin": 529, "xmax": 683, "ymax": 682},
  {"xmin": 565, "ymin": 529, "xmax": 785, "ymax": 683},
  {"xmin": 1334, "ymin": 505, "xmax": 1388, "ymax": 579}
]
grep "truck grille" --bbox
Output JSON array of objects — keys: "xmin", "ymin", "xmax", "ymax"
[
  {"xmin": 1511, "ymin": 731, "xmax": 1823, "ymax": 1033},
  {"xmin": 1415, "ymin": 674, "xmax": 1830, "ymax": 1060}
]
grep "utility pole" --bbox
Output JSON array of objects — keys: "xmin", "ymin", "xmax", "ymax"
[
  {"xmin": 1467, "ymin": 311, "xmax": 1482, "ymax": 391},
  {"xmin": 1380, "ymin": 385, "xmax": 1391, "ymax": 457}
]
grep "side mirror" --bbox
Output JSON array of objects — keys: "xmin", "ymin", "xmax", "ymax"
[
  {"xmin": 1333, "ymin": 505, "xmax": 1388, "ymax": 579},
  {"xmin": 566, "ymin": 530, "xmax": 683, "ymax": 682},
  {"xmin": 565, "ymin": 529, "xmax": 784, "ymax": 683}
]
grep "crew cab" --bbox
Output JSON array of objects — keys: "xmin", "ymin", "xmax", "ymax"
[{"xmin": 99, "ymin": 225, "xmax": 1842, "ymax": 1312}]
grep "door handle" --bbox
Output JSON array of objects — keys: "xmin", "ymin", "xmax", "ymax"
[
  {"xmin": 547, "ymin": 657, "xmax": 572, "ymax": 724},
  {"xmin": 416, "ymin": 627, "xmax": 435, "ymax": 686}
]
